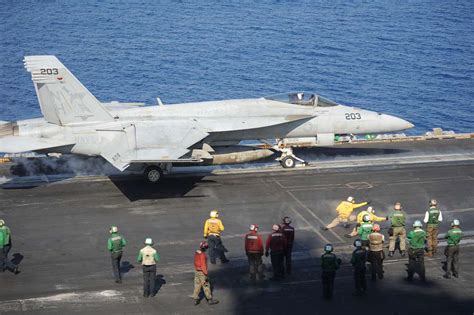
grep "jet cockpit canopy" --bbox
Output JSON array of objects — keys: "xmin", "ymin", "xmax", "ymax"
[{"xmin": 263, "ymin": 92, "xmax": 338, "ymax": 107}]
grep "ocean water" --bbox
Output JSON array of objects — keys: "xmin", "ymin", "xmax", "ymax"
[{"xmin": 0, "ymin": 0, "xmax": 473, "ymax": 134}]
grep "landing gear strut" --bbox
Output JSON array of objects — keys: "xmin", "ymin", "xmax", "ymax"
[{"xmin": 274, "ymin": 141, "xmax": 308, "ymax": 168}]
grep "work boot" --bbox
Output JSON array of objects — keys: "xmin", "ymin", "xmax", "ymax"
[
  {"xmin": 320, "ymin": 226, "xmax": 328, "ymax": 231},
  {"xmin": 425, "ymin": 251, "xmax": 432, "ymax": 257},
  {"xmin": 400, "ymin": 251, "xmax": 406, "ymax": 257},
  {"xmin": 210, "ymin": 260, "xmax": 216, "ymax": 265},
  {"xmin": 344, "ymin": 233, "xmax": 352, "ymax": 238},
  {"xmin": 194, "ymin": 299, "xmax": 200, "ymax": 305},
  {"xmin": 453, "ymin": 273, "xmax": 459, "ymax": 278},
  {"xmin": 208, "ymin": 299, "xmax": 219, "ymax": 305},
  {"xmin": 443, "ymin": 274, "xmax": 451, "ymax": 279},
  {"xmin": 221, "ymin": 258, "xmax": 230, "ymax": 264},
  {"xmin": 13, "ymin": 267, "xmax": 20, "ymax": 275},
  {"xmin": 115, "ymin": 279, "xmax": 122, "ymax": 284},
  {"xmin": 388, "ymin": 251, "xmax": 394, "ymax": 257}
]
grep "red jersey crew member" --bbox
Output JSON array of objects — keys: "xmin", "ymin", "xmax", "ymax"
[
  {"xmin": 193, "ymin": 241, "xmax": 219, "ymax": 306},
  {"xmin": 203, "ymin": 210, "xmax": 229, "ymax": 264},
  {"xmin": 281, "ymin": 216, "xmax": 295, "ymax": 275},
  {"xmin": 244, "ymin": 224, "xmax": 265, "ymax": 280},
  {"xmin": 322, "ymin": 196, "xmax": 370, "ymax": 230},
  {"xmin": 265, "ymin": 224, "xmax": 287, "ymax": 280}
]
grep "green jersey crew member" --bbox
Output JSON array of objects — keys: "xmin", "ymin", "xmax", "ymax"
[
  {"xmin": 0, "ymin": 219, "xmax": 19, "ymax": 274},
  {"xmin": 357, "ymin": 215, "xmax": 373, "ymax": 248},
  {"xmin": 406, "ymin": 220, "xmax": 426, "ymax": 281},
  {"xmin": 388, "ymin": 202, "xmax": 407, "ymax": 257},
  {"xmin": 444, "ymin": 219, "xmax": 462, "ymax": 279},
  {"xmin": 137, "ymin": 238, "xmax": 160, "ymax": 297},
  {"xmin": 423, "ymin": 199, "xmax": 443, "ymax": 257},
  {"xmin": 107, "ymin": 226, "xmax": 127, "ymax": 283}
]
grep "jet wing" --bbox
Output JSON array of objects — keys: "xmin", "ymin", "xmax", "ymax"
[
  {"xmin": 99, "ymin": 121, "xmax": 209, "ymax": 171},
  {"xmin": 0, "ymin": 136, "xmax": 74, "ymax": 153}
]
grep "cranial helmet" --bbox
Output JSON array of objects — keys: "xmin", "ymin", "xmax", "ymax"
[
  {"xmin": 199, "ymin": 241, "xmax": 209, "ymax": 249},
  {"xmin": 324, "ymin": 244, "xmax": 333, "ymax": 253},
  {"xmin": 413, "ymin": 220, "xmax": 423, "ymax": 228},
  {"xmin": 430, "ymin": 199, "xmax": 437, "ymax": 206},
  {"xmin": 282, "ymin": 216, "xmax": 291, "ymax": 224},
  {"xmin": 451, "ymin": 219, "xmax": 460, "ymax": 227},
  {"xmin": 347, "ymin": 196, "xmax": 354, "ymax": 203},
  {"xmin": 144, "ymin": 238, "xmax": 153, "ymax": 245},
  {"xmin": 394, "ymin": 202, "xmax": 402, "ymax": 210},
  {"xmin": 0, "ymin": 219, "xmax": 4, "ymax": 227},
  {"xmin": 110, "ymin": 226, "xmax": 118, "ymax": 233},
  {"xmin": 373, "ymin": 224, "xmax": 381, "ymax": 232},
  {"xmin": 363, "ymin": 214, "xmax": 370, "ymax": 222},
  {"xmin": 210, "ymin": 210, "xmax": 219, "ymax": 218},
  {"xmin": 272, "ymin": 224, "xmax": 280, "ymax": 232},
  {"xmin": 249, "ymin": 224, "xmax": 258, "ymax": 231},
  {"xmin": 354, "ymin": 239, "xmax": 362, "ymax": 247},
  {"xmin": 367, "ymin": 206, "xmax": 374, "ymax": 213}
]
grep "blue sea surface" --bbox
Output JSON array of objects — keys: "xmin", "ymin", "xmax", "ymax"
[{"xmin": 0, "ymin": 0, "xmax": 473, "ymax": 134}]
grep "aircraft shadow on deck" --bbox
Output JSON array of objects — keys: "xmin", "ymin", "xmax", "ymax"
[{"xmin": 110, "ymin": 176, "xmax": 211, "ymax": 201}]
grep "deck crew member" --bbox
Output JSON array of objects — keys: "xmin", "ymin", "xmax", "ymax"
[
  {"xmin": 351, "ymin": 239, "xmax": 367, "ymax": 296},
  {"xmin": 244, "ymin": 224, "xmax": 264, "ymax": 280},
  {"xmin": 137, "ymin": 238, "xmax": 160, "ymax": 297},
  {"xmin": 423, "ymin": 199, "xmax": 443, "ymax": 257},
  {"xmin": 203, "ymin": 210, "xmax": 229, "ymax": 264},
  {"xmin": 107, "ymin": 226, "xmax": 127, "ymax": 283},
  {"xmin": 368, "ymin": 224, "xmax": 385, "ymax": 281},
  {"xmin": 388, "ymin": 202, "xmax": 407, "ymax": 257},
  {"xmin": 193, "ymin": 241, "xmax": 219, "ymax": 305},
  {"xmin": 406, "ymin": 221, "xmax": 426, "ymax": 281},
  {"xmin": 265, "ymin": 224, "xmax": 287, "ymax": 280},
  {"xmin": 322, "ymin": 197, "xmax": 370, "ymax": 230},
  {"xmin": 281, "ymin": 216, "xmax": 295, "ymax": 274},
  {"xmin": 0, "ymin": 219, "xmax": 19, "ymax": 274},
  {"xmin": 444, "ymin": 219, "xmax": 462, "ymax": 279},
  {"xmin": 321, "ymin": 244, "xmax": 341, "ymax": 300},
  {"xmin": 357, "ymin": 215, "xmax": 373, "ymax": 248},
  {"xmin": 346, "ymin": 206, "xmax": 387, "ymax": 238}
]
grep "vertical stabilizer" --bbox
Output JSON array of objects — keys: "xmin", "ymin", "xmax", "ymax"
[{"xmin": 24, "ymin": 56, "xmax": 113, "ymax": 125}]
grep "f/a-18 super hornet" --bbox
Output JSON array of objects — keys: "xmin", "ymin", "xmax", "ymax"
[{"xmin": 0, "ymin": 56, "xmax": 413, "ymax": 183}]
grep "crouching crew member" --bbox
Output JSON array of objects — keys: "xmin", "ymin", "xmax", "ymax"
[
  {"xmin": 423, "ymin": 199, "xmax": 443, "ymax": 257},
  {"xmin": 406, "ymin": 221, "xmax": 426, "ymax": 281},
  {"xmin": 265, "ymin": 224, "xmax": 287, "ymax": 280},
  {"xmin": 193, "ymin": 241, "xmax": 219, "ymax": 305},
  {"xmin": 346, "ymin": 206, "xmax": 387, "ymax": 238},
  {"xmin": 368, "ymin": 224, "xmax": 385, "ymax": 281},
  {"xmin": 281, "ymin": 216, "xmax": 295, "ymax": 274},
  {"xmin": 321, "ymin": 244, "xmax": 341, "ymax": 300},
  {"xmin": 350, "ymin": 239, "xmax": 367, "ymax": 296},
  {"xmin": 107, "ymin": 226, "xmax": 127, "ymax": 283},
  {"xmin": 244, "ymin": 224, "xmax": 264, "ymax": 281},
  {"xmin": 444, "ymin": 219, "xmax": 462, "ymax": 279},
  {"xmin": 322, "ymin": 197, "xmax": 370, "ymax": 230},
  {"xmin": 137, "ymin": 238, "xmax": 160, "ymax": 297}
]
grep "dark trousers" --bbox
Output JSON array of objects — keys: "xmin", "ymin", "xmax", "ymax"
[
  {"xmin": 247, "ymin": 252, "xmax": 264, "ymax": 279},
  {"xmin": 322, "ymin": 271, "xmax": 336, "ymax": 299},
  {"xmin": 208, "ymin": 235, "xmax": 227, "ymax": 263},
  {"xmin": 354, "ymin": 268, "xmax": 367, "ymax": 293},
  {"xmin": 1, "ymin": 243, "xmax": 16, "ymax": 271},
  {"xmin": 111, "ymin": 251, "xmax": 122, "ymax": 281},
  {"xmin": 407, "ymin": 248, "xmax": 425, "ymax": 280},
  {"xmin": 368, "ymin": 250, "xmax": 385, "ymax": 280},
  {"xmin": 270, "ymin": 251, "xmax": 285, "ymax": 278},
  {"xmin": 142, "ymin": 265, "xmax": 157, "ymax": 296},
  {"xmin": 445, "ymin": 245, "xmax": 459, "ymax": 277},
  {"xmin": 284, "ymin": 244, "xmax": 293, "ymax": 274}
]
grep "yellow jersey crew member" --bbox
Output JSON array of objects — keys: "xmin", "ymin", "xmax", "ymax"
[
  {"xmin": 423, "ymin": 199, "xmax": 443, "ymax": 257},
  {"xmin": 137, "ymin": 238, "xmax": 160, "ymax": 297},
  {"xmin": 322, "ymin": 196, "xmax": 370, "ymax": 230},
  {"xmin": 107, "ymin": 226, "xmax": 127, "ymax": 283},
  {"xmin": 346, "ymin": 206, "xmax": 387, "ymax": 238},
  {"xmin": 203, "ymin": 210, "xmax": 229, "ymax": 264}
]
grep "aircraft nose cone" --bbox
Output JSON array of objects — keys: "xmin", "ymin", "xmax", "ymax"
[{"xmin": 382, "ymin": 114, "xmax": 414, "ymax": 132}]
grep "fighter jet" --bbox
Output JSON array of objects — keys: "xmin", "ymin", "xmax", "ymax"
[{"xmin": 0, "ymin": 56, "xmax": 413, "ymax": 183}]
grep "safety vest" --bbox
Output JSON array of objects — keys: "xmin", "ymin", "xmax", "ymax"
[
  {"xmin": 205, "ymin": 218, "xmax": 223, "ymax": 235},
  {"xmin": 390, "ymin": 211, "xmax": 406, "ymax": 227},
  {"xmin": 427, "ymin": 208, "xmax": 441, "ymax": 227},
  {"xmin": 268, "ymin": 232, "xmax": 286, "ymax": 252},
  {"xmin": 368, "ymin": 232, "xmax": 384, "ymax": 251},
  {"xmin": 245, "ymin": 232, "xmax": 263, "ymax": 253},
  {"xmin": 140, "ymin": 246, "xmax": 157, "ymax": 265},
  {"xmin": 0, "ymin": 226, "xmax": 10, "ymax": 245},
  {"xmin": 447, "ymin": 228, "xmax": 462, "ymax": 246},
  {"xmin": 321, "ymin": 253, "xmax": 339, "ymax": 271},
  {"xmin": 109, "ymin": 234, "xmax": 124, "ymax": 252},
  {"xmin": 408, "ymin": 229, "xmax": 426, "ymax": 249},
  {"xmin": 358, "ymin": 223, "xmax": 373, "ymax": 241}
]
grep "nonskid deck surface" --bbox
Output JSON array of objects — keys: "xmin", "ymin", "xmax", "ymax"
[{"xmin": 0, "ymin": 140, "xmax": 474, "ymax": 314}]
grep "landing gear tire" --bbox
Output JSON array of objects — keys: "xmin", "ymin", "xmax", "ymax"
[
  {"xmin": 280, "ymin": 157, "xmax": 296, "ymax": 168},
  {"xmin": 144, "ymin": 165, "xmax": 163, "ymax": 184}
]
